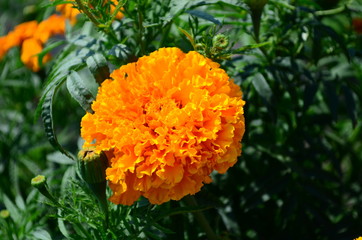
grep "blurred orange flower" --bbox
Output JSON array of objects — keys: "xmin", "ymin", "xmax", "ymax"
[
  {"xmin": 81, "ymin": 47, "xmax": 245, "ymax": 205},
  {"xmin": 352, "ymin": 18, "xmax": 362, "ymax": 34},
  {"xmin": 34, "ymin": 14, "xmax": 66, "ymax": 43},
  {"xmin": 56, "ymin": 3, "xmax": 80, "ymax": 24},
  {"xmin": 0, "ymin": 14, "xmax": 66, "ymax": 71},
  {"xmin": 21, "ymin": 38, "xmax": 51, "ymax": 72},
  {"xmin": 0, "ymin": 21, "xmax": 38, "ymax": 59}
]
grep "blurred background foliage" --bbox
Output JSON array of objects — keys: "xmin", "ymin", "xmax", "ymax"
[{"xmin": 0, "ymin": 0, "xmax": 361, "ymax": 239}]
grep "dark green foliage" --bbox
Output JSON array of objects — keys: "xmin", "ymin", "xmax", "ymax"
[{"xmin": 0, "ymin": 0, "xmax": 361, "ymax": 240}]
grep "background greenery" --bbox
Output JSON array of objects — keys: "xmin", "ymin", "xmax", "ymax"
[{"xmin": 0, "ymin": 0, "xmax": 361, "ymax": 239}]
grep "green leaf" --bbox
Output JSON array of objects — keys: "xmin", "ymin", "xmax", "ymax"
[
  {"xmin": 86, "ymin": 53, "xmax": 107, "ymax": 73},
  {"xmin": 31, "ymin": 230, "xmax": 52, "ymax": 240},
  {"xmin": 178, "ymin": 27, "xmax": 196, "ymax": 49},
  {"xmin": 342, "ymin": 85, "xmax": 357, "ymax": 127},
  {"xmin": 66, "ymin": 70, "xmax": 95, "ymax": 113},
  {"xmin": 15, "ymin": 195, "xmax": 26, "ymax": 211},
  {"xmin": 152, "ymin": 222, "xmax": 175, "ymax": 234},
  {"xmin": 41, "ymin": 86, "xmax": 74, "ymax": 160},
  {"xmin": 186, "ymin": 10, "xmax": 221, "ymax": 25},
  {"xmin": 252, "ymin": 73, "xmax": 273, "ymax": 102},
  {"xmin": 108, "ymin": 44, "xmax": 131, "ymax": 61},
  {"xmin": 303, "ymin": 82, "xmax": 318, "ymax": 112},
  {"xmin": 58, "ymin": 209, "xmax": 71, "ymax": 239},
  {"xmin": 233, "ymin": 41, "xmax": 271, "ymax": 53},
  {"xmin": 323, "ymin": 81, "xmax": 338, "ymax": 121},
  {"xmin": 34, "ymin": 55, "xmax": 86, "ymax": 122},
  {"xmin": 47, "ymin": 151, "xmax": 74, "ymax": 165},
  {"xmin": 37, "ymin": 40, "xmax": 66, "ymax": 67},
  {"xmin": 3, "ymin": 195, "xmax": 21, "ymax": 224}
]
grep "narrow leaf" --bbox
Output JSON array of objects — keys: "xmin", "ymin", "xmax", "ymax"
[
  {"xmin": 186, "ymin": 10, "xmax": 221, "ymax": 25},
  {"xmin": 233, "ymin": 42, "xmax": 271, "ymax": 53},
  {"xmin": 58, "ymin": 209, "xmax": 71, "ymax": 239},
  {"xmin": 3, "ymin": 195, "xmax": 21, "ymax": 224},
  {"xmin": 41, "ymin": 86, "xmax": 74, "ymax": 160},
  {"xmin": 252, "ymin": 73, "xmax": 273, "ymax": 102},
  {"xmin": 303, "ymin": 82, "xmax": 318, "ymax": 112},
  {"xmin": 37, "ymin": 40, "xmax": 66, "ymax": 67},
  {"xmin": 342, "ymin": 85, "xmax": 357, "ymax": 127},
  {"xmin": 178, "ymin": 27, "xmax": 196, "ymax": 49}
]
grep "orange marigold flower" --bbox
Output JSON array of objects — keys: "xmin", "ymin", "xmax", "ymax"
[
  {"xmin": 0, "ymin": 37, "xmax": 7, "ymax": 59},
  {"xmin": 0, "ymin": 15, "xmax": 66, "ymax": 70},
  {"xmin": 0, "ymin": 21, "xmax": 38, "ymax": 58},
  {"xmin": 21, "ymin": 38, "xmax": 51, "ymax": 72},
  {"xmin": 81, "ymin": 47, "xmax": 245, "ymax": 205},
  {"xmin": 34, "ymin": 14, "xmax": 66, "ymax": 43},
  {"xmin": 354, "ymin": 237, "xmax": 362, "ymax": 240},
  {"xmin": 56, "ymin": 3, "xmax": 80, "ymax": 23}
]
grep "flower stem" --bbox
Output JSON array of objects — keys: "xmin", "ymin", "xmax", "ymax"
[
  {"xmin": 74, "ymin": 0, "xmax": 100, "ymax": 26},
  {"xmin": 183, "ymin": 195, "xmax": 219, "ymax": 240}
]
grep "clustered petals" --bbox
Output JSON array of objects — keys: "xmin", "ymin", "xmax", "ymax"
[{"xmin": 81, "ymin": 47, "xmax": 245, "ymax": 205}]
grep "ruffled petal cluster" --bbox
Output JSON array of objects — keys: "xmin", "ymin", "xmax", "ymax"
[
  {"xmin": 0, "ymin": 14, "xmax": 66, "ymax": 71},
  {"xmin": 81, "ymin": 47, "xmax": 245, "ymax": 205}
]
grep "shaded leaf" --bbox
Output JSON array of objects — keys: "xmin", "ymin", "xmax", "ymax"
[
  {"xmin": 66, "ymin": 70, "xmax": 96, "ymax": 113},
  {"xmin": 108, "ymin": 44, "xmax": 131, "ymax": 61},
  {"xmin": 303, "ymin": 82, "xmax": 318, "ymax": 112},
  {"xmin": 186, "ymin": 10, "xmax": 221, "ymax": 25},
  {"xmin": 342, "ymin": 85, "xmax": 357, "ymax": 127},
  {"xmin": 3, "ymin": 194, "xmax": 21, "ymax": 223},
  {"xmin": 252, "ymin": 73, "xmax": 273, "ymax": 102},
  {"xmin": 41, "ymin": 87, "xmax": 74, "ymax": 160}
]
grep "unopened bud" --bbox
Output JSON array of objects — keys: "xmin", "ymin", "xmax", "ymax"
[
  {"xmin": 78, "ymin": 148, "xmax": 108, "ymax": 184},
  {"xmin": 78, "ymin": 148, "xmax": 109, "ymax": 218},
  {"xmin": 212, "ymin": 34, "xmax": 229, "ymax": 49},
  {"xmin": 0, "ymin": 210, "xmax": 10, "ymax": 219},
  {"xmin": 31, "ymin": 175, "xmax": 57, "ymax": 203},
  {"xmin": 31, "ymin": 175, "xmax": 47, "ymax": 188}
]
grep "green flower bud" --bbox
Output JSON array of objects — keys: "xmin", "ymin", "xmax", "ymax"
[
  {"xmin": 78, "ymin": 148, "xmax": 109, "ymax": 221},
  {"xmin": 31, "ymin": 175, "xmax": 47, "ymax": 188},
  {"xmin": 78, "ymin": 148, "xmax": 108, "ymax": 184},
  {"xmin": 212, "ymin": 34, "xmax": 229, "ymax": 49},
  {"xmin": 0, "ymin": 210, "xmax": 10, "ymax": 219},
  {"xmin": 31, "ymin": 175, "xmax": 57, "ymax": 203}
]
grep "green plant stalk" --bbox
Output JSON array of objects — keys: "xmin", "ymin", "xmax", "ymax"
[
  {"xmin": 75, "ymin": 0, "xmax": 119, "ymax": 44},
  {"xmin": 315, "ymin": 2, "xmax": 351, "ymax": 16},
  {"xmin": 272, "ymin": 0, "xmax": 353, "ymax": 16},
  {"xmin": 106, "ymin": 0, "xmax": 127, "ymax": 28},
  {"xmin": 137, "ymin": 0, "xmax": 146, "ymax": 55},
  {"xmin": 75, "ymin": 0, "xmax": 100, "ymax": 26},
  {"xmin": 87, "ymin": 181, "xmax": 109, "ymax": 229},
  {"xmin": 183, "ymin": 195, "xmax": 219, "ymax": 240},
  {"xmin": 251, "ymin": 8, "xmax": 263, "ymax": 43}
]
